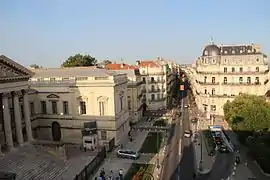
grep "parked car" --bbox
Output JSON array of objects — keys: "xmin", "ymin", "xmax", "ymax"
[
  {"xmin": 117, "ymin": 149, "xmax": 140, "ymax": 159},
  {"xmin": 219, "ymin": 145, "xmax": 230, "ymax": 153}
]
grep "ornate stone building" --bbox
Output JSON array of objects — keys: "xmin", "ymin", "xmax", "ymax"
[
  {"xmin": 189, "ymin": 42, "xmax": 269, "ymax": 117},
  {"xmin": 0, "ymin": 55, "xmax": 34, "ymax": 153},
  {"xmin": 29, "ymin": 67, "xmax": 130, "ymax": 148}
]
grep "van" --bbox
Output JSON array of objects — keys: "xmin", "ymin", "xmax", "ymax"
[{"xmin": 117, "ymin": 149, "xmax": 140, "ymax": 159}]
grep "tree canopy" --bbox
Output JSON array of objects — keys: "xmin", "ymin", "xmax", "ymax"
[
  {"xmin": 102, "ymin": 60, "xmax": 112, "ymax": 65},
  {"xmin": 61, "ymin": 54, "xmax": 97, "ymax": 67},
  {"xmin": 223, "ymin": 94, "xmax": 270, "ymax": 132},
  {"xmin": 29, "ymin": 64, "xmax": 42, "ymax": 69}
]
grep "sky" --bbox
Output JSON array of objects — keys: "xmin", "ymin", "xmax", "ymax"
[{"xmin": 0, "ymin": 0, "xmax": 270, "ymax": 67}]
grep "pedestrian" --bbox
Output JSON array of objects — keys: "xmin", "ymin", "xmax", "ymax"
[
  {"xmin": 245, "ymin": 160, "xmax": 248, "ymax": 167},
  {"xmin": 119, "ymin": 169, "xmax": 123, "ymax": 180}
]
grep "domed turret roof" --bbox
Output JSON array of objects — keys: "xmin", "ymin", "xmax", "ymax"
[{"xmin": 202, "ymin": 39, "xmax": 220, "ymax": 56}]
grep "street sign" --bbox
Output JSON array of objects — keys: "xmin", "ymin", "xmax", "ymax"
[{"xmin": 180, "ymin": 85, "xmax": 185, "ymax": 91}]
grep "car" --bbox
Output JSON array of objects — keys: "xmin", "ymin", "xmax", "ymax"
[
  {"xmin": 184, "ymin": 130, "xmax": 191, "ymax": 138},
  {"xmin": 219, "ymin": 145, "xmax": 230, "ymax": 153},
  {"xmin": 117, "ymin": 149, "xmax": 140, "ymax": 159},
  {"xmin": 184, "ymin": 105, "xmax": 190, "ymax": 108}
]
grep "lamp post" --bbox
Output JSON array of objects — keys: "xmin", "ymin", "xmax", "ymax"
[{"xmin": 157, "ymin": 132, "xmax": 160, "ymax": 169}]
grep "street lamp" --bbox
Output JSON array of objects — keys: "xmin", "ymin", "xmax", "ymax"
[{"xmin": 156, "ymin": 132, "xmax": 160, "ymax": 169}]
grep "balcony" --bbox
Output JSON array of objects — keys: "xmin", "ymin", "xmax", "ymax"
[
  {"xmin": 196, "ymin": 70, "xmax": 269, "ymax": 75},
  {"xmin": 222, "ymin": 82, "xmax": 261, "ymax": 86},
  {"xmin": 148, "ymin": 88, "xmax": 165, "ymax": 93},
  {"xmin": 148, "ymin": 80, "xmax": 165, "ymax": 84},
  {"xmin": 196, "ymin": 80, "xmax": 219, "ymax": 85},
  {"xmin": 149, "ymin": 98, "xmax": 166, "ymax": 102},
  {"xmin": 198, "ymin": 93, "xmax": 235, "ymax": 99}
]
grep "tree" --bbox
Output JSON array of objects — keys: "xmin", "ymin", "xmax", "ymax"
[
  {"xmin": 29, "ymin": 64, "xmax": 42, "ymax": 69},
  {"xmin": 61, "ymin": 54, "xmax": 97, "ymax": 67},
  {"xmin": 223, "ymin": 94, "xmax": 270, "ymax": 132},
  {"xmin": 102, "ymin": 60, "xmax": 112, "ymax": 65}
]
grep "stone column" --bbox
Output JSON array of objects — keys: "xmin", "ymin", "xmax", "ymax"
[
  {"xmin": 13, "ymin": 91, "xmax": 24, "ymax": 145},
  {"xmin": 22, "ymin": 90, "xmax": 33, "ymax": 141},
  {"xmin": 2, "ymin": 92, "xmax": 14, "ymax": 149}
]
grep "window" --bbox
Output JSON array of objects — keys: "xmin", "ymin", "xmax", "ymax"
[
  {"xmin": 211, "ymin": 105, "xmax": 216, "ymax": 111},
  {"xmin": 63, "ymin": 101, "xmax": 69, "ymax": 115},
  {"xmin": 212, "ymin": 88, "xmax": 215, "ymax": 95},
  {"xmin": 120, "ymin": 97, "xmax": 123, "ymax": 111},
  {"xmin": 223, "ymin": 77, "xmax": 227, "ymax": 84},
  {"xmin": 51, "ymin": 101, "xmax": 58, "ymax": 114},
  {"xmin": 128, "ymin": 101, "xmax": 131, "ymax": 110},
  {"xmin": 232, "ymin": 67, "xmax": 235, "ymax": 72},
  {"xmin": 157, "ymin": 94, "xmax": 160, "ymax": 100},
  {"xmin": 256, "ymin": 67, "xmax": 259, "ymax": 72},
  {"xmin": 99, "ymin": 101, "xmax": 105, "ymax": 115},
  {"xmin": 204, "ymin": 89, "xmax": 207, "ymax": 94},
  {"xmin": 255, "ymin": 77, "xmax": 260, "ymax": 84},
  {"xmin": 204, "ymin": 76, "xmax": 207, "ymax": 83},
  {"xmin": 50, "ymin": 78, "xmax": 56, "ymax": 81},
  {"xmin": 101, "ymin": 131, "xmax": 107, "ymax": 140},
  {"xmin": 151, "ymin": 85, "xmax": 155, "ymax": 91},
  {"xmin": 224, "ymin": 67, "xmax": 227, "ymax": 73},
  {"xmin": 40, "ymin": 101, "xmax": 47, "ymax": 114},
  {"xmin": 30, "ymin": 102, "xmax": 35, "ymax": 115},
  {"xmin": 80, "ymin": 101, "xmax": 86, "ymax": 114},
  {"xmin": 142, "ymin": 77, "xmax": 146, "ymax": 82},
  {"xmin": 212, "ymin": 77, "xmax": 215, "ymax": 84},
  {"xmin": 239, "ymin": 67, "xmax": 243, "ymax": 72},
  {"xmin": 151, "ymin": 94, "xmax": 155, "ymax": 100},
  {"xmin": 76, "ymin": 77, "xmax": 88, "ymax": 81},
  {"xmin": 239, "ymin": 77, "xmax": 243, "ymax": 84},
  {"xmin": 151, "ymin": 77, "xmax": 154, "ymax": 82},
  {"xmin": 247, "ymin": 77, "xmax": 251, "ymax": 84}
]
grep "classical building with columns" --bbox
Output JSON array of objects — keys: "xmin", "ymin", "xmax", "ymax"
[
  {"xmin": 186, "ymin": 42, "xmax": 269, "ymax": 117},
  {"xmin": 0, "ymin": 55, "xmax": 34, "ymax": 153}
]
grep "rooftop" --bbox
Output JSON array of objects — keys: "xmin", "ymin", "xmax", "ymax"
[
  {"xmin": 31, "ymin": 67, "xmax": 123, "ymax": 78},
  {"xmin": 105, "ymin": 63, "xmax": 138, "ymax": 70},
  {"xmin": 0, "ymin": 144, "xmax": 96, "ymax": 180}
]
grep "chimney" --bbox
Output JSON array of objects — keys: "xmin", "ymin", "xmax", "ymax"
[{"xmin": 121, "ymin": 63, "xmax": 125, "ymax": 68}]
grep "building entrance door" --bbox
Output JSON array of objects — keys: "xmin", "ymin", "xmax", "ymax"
[{"xmin": 51, "ymin": 121, "xmax": 61, "ymax": 141}]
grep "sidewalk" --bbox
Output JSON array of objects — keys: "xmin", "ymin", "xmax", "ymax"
[
  {"xmin": 191, "ymin": 122, "xmax": 215, "ymax": 174},
  {"xmin": 91, "ymin": 130, "xmax": 148, "ymax": 179}
]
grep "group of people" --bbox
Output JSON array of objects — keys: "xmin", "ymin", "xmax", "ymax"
[{"xmin": 95, "ymin": 168, "xmax": 124, "ymax": 180}]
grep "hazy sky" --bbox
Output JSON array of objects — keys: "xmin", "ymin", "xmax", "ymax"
[{"xmin": 1, "ymin": 0, "xmax": 270, "ymax": 67}]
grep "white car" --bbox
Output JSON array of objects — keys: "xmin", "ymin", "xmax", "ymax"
[
  {"xmin": 184, "ymin": 105, "xmax": 190, "ymax": 108},
  {"xmin": 184, "ymin": 130, "xmax": 191, "ymax": 138}
]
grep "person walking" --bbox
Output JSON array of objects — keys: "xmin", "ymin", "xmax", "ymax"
[{"xmin": 119, "ymin": 169, "xmax": 123, "ymax": 180}]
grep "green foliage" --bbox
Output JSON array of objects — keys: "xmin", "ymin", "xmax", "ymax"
[
  {"xmin": 102, "ymin": 60, "xmax": 112, "ymax": 65},
  {"xmin": 223, "ymin": 94, "xmax": 270, "ymax": 132},
  {"xmin": 29, "ymin": 64, "xmax": 42, "ymax": 69},
  {"xmin": 61, "ymin": 54, "xmax": 97, "ymax": 67}
]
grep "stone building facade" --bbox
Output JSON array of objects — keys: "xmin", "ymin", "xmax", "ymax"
[
  {"xmin": 29, "ymin": 67, "xmax": 130, "ymax": 147},
  {"xmin": 188, "ymin": 42, "xmax": 269, "ymax": 117}
]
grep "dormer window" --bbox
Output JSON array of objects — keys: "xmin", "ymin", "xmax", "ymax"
[
  {"xmin": 224, "ymin": 67, "xmax": 227, "ymax": 73},
  {"xmin": 204, "ymin": 51, "xmax": 208, "ymax": 56},
  {"xmin": 204, "ymin": 76, "xmax": 207, "ymax": 83},
  {"xmin": 256, "ymin": 58, "xmax": 259, "ymax": 62},
  {"xmin": 239, "ymin": 77, "xmax": 243, "ymax": 84},
  {"xmin": 204, "ymin": 89, "xmax": 207, "ymax": 94},
  {"xmin": 256, "ymin": 67, "xmax": 259, "ymax": 72},
  {"xmin": 232, "ymin": 50, "xmax": 235, "ymax": 54},
  {"xmin": 240, "ymin": 50, "xmax": 243, "ymax": 53},
  {"xmin": 232, "ymin": 67, "xmax": 235, "ymax": 72}
]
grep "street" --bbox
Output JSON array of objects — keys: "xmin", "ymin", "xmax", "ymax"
[{"xmin": 161, "ymin": 89, "xmax": 197, "ymax": 180}]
